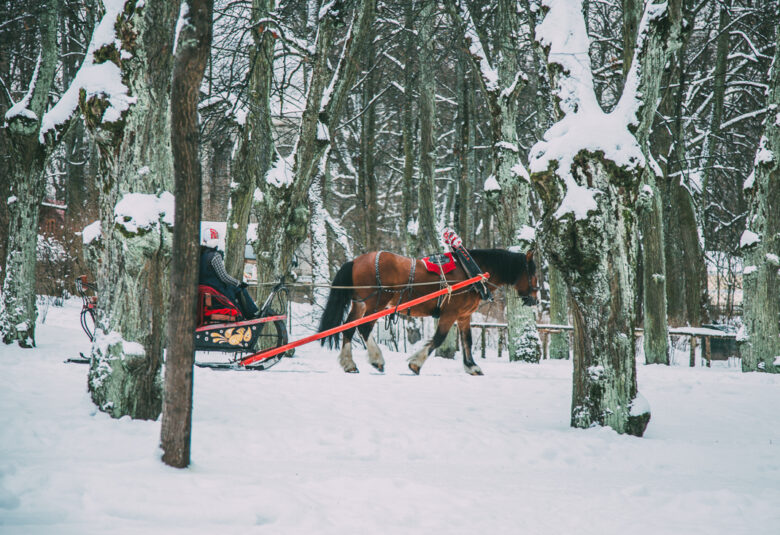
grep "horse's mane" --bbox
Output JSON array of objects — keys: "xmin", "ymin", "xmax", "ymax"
[{"xmin": 468, "ymin": 249, "xmax": 534, "ymax": 285}]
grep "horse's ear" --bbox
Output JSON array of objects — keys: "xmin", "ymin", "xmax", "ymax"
[{"xmin": 526, "ymin": 250, "xmax": 534, "ymax": 263}]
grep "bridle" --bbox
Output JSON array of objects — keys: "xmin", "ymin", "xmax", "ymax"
[{"xmin": 520, "ymin": 261, "xmax": 539, "ymax": 306}]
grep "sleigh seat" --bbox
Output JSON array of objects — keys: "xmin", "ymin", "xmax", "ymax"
[{"xmin": 198, "ymin": 285, "xmax": 242, "ymax": 326}]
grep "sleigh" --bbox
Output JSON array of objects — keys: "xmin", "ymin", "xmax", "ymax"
[
  {"xmin": 194, "ymin": 285, "xmax": 289, "ymax": 370},
  {"xmin": 71, "ymin": 276, "xmax": 289, "ymax": 371}
]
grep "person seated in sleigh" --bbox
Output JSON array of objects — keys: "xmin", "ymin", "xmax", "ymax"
[{"xmin": 199, "ymin": 227, "xmax": 260, "ymax": 319}]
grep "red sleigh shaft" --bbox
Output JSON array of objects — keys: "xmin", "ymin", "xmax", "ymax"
[{"xmin": 239, "ymin": 272, "xmax": 490, "ymax": 367}]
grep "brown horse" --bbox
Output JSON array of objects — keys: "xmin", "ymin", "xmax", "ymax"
[{"xmin": 317, "ymin": 249, "xmax": 538, "ymax": 375}]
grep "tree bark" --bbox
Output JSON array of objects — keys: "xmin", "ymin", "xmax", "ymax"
[
  {"xmin": 547, "ymin": 265, "xmax": 569, "ymax": 359},
  {"xmin": 253, "ymin": 0, "xmax": 376, "ymax": 295},
  {"xmin": 626, "ymin": 0, "xmax": 677, "ymax": 365},
  {"xmin": 739, "ymin": 38, "xmax": 780, "ymax": 374},
  {"xmin": 86, "ymin": 0, "xmax": 181, "ymax": 420},
  {"xmin": 447, "ymin": 0, "xmax": 541, "ymax": 362},
  {"xmin": 654, "ymin": 14, "xmax": 706, "ymax": 328},
  {"xmin": 638, "ymin": 171, "xmax": 670, "ymax": 364},
  {"xmin": 530, "ymin": 0, "xmax": 681, "ymax": 436},
  {"xmin": 225, "ymin": 0, "xmax": 277, "ymax": 280},
  {"xmin": 415, "ymin": 0, "xmax": 437, "ymax": 256},
  {"xmin": 401, "ymin": 0, "xmax": 416, "ymax": 254},
  {"xmin": 454, "ymin": 51, "xmax": 474, "ymax": 243},
  {"xmin": 359, "ymin": 38, "xmax": 378, "ymax": 252},
  {"xmin": 161, "ymin": 0, "xmax": 213, "ymax": 469},
  {"xmin": 700, "ymin": 0, "xmax": 731, "ymax": 240},
  {"xmin": 0, "ymin": 0, "xmax": 59, "ymax": 347}
]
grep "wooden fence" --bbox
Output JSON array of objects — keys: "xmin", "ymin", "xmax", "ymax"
[{"xmin": 470, "ymin": 322, "xmax": 738, "ymax": 367}]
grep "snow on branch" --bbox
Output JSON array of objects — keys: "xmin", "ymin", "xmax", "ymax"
[
  {"xmin": 613, "ymin": 1, "xmax": 668, "ymax": 128},
  {"xmin": 319, "ymin": 18, "xmax": 355, "ymax": 114},
  {"xmin": 39, "ymin": 0, "xmax": 134, "ymax": 143},
  {"xmin": 266, "ymin": 151, "xmax": 295, "ymax": 188},
  {"xmin": 114, "ymin": 191, "xmax": 175, "ymax": 234},
  {"xmin": 529, "ymin": 0, "xmax": 645, "ymax": 220},
  {"xmin": 4, "ymin": 53, "xmax": 41, "ymax": 122}
]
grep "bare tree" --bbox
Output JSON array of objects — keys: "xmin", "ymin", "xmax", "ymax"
[
  {"xmin": 162, "ymin": 0, "xmax": 214, "ymax": 468},
  {"xmin": 253, "ymin": 0, "xmax": 376, "ymax": 294}
]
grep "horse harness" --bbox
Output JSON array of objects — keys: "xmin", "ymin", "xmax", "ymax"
[{"xmin": 353, "ymin": 250, "xmax": 488, "ymax": 320}]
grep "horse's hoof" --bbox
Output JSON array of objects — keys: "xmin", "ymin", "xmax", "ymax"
[
  {"xmin": 345, "ymin": 367, "xmax": 359, "ymax": 374},
  {"xmin": 408, "ymin": 363, "xmax": 420, "ymax": 375},
  {"xmin": 371, "ymin": 362, "xmax": 384, "ymax": 373},
  {"xmin": 466, "ymin": 367, "xmax": 484, "ymax": 376}
]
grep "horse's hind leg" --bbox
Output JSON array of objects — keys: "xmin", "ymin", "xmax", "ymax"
[
  {"xmin": 457, "ymin": 318, "xmax": 482, "ymax": 376},
  {"xmin": 358, "ymin": 321, "xmax": 384, "ymax": 372},
  {"xmin": 408, "ymin": 317, "xmax": 455, "ymax": 375},
  {"xmin": 339, "ymin": 302, "xmax": 366, "ymax": 373}
]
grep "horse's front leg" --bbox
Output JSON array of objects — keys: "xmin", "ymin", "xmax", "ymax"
[
  {"xmin": 457, "ymin": 318, "xmax": 482, "ymax": 376},
  {"xmin": 408, "ymin": 317, "xmax": 455, "ymax": 375}
]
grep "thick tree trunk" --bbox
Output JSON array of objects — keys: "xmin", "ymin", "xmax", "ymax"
[
  {"xmin": 161, "ymin": 0, "xmax": 213, "ymax": 468},
  {"xmin": 86, "ymin": 0, "xmax": 181, "ymax": 420},
  {"xmin": 530, "ymin": 0, "xmax": 682, "ymax": 436},
  {"xmin": 739, "ymin": 40, "xmax": 780, "ymax": 374},
  {"xmin": 534, "ymin": 155, "xmax": 647, "ymax": 435},
  {"xmin": 0, "ymin": 1, "xmax": 59, "ymax": 347},
  {"xmin": 415, "ymin": 0, "xmax": 437, "ymax": 256}
]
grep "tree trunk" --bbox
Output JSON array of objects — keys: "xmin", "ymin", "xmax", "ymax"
[
  {"xmin": 655, "ymin": 19, "xmax": 706, "ymax": 328},
  {"xmin": 548, "ymin": 265, "xmax": 569, "ymax": 359},
  {"xmin": 638, "ymin": 173, "xmax": 670, "ymax": 364},
  {"xmin": 448, "ymin": 0, "xmax": 540, "ymax": 362},
  {"xmin": 534, "ymin": 154, "xmax": 647, "ymax": 435},
  {"xmin": 161, "ymin": 0, "xmax": 213, "ymax": 469},
  {"xmin": 739, "ymin": 39, "xmax": 780, "ymax": 374},
  {"xmin": 0, "ymin": 0, "xmax": 59, "ymax": 347},
  {"xmin": 253, "ymin": 0, "xmax": 375, "ymax": 292},
  {"xmin": 401, "ymin": 0, "xmax": 416, "ymax": 254},
  {"xmin": 454, "ymin": 52, "xmax": 474, "ymax": 242},
  {"xmin": 700, "ymin": 0, "xmax": 731, "ymax": 238},
  {"xmin": 623, "ymin": 0, "xmax": 670, "ymax": 366},
  {"xmin": 530, "ymin": 0, "xmax": 682, "ymax": 436},
  {"xmin": 86, "ymin": 0, "xmax": 181, "ymax": 420},
  {"xmin": 309, "ymin": 173, "xmax": 331, "ymax": 312},
  {"xmin": 359, "ymin": 38, "xmax": 378, "ymax": 252},
  {"xmin": 225, "ymin": 0, "xmax": 277, "ymax": 280},
  {"xmin": 415, "ymin": 0, "xmax": 437, "ymax": 256}
]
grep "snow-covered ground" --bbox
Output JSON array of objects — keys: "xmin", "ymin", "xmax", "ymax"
[{"xmin": 1, "ymin": 300, "xmax": 779, "ymax": 534}]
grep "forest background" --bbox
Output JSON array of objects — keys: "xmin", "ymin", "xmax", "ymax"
[{"xmin": 1, "ymin": 0, "xmax": 779, "ymax": 440}]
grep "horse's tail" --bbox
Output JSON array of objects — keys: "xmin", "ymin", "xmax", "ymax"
[{"xmin": 318, "ymin": 261, "xmax": 354, "ymax": 349}]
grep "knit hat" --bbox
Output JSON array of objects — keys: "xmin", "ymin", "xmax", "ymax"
[{"xmin": 202, "ymin": 227, "xmax": 219, "ymax": 248}]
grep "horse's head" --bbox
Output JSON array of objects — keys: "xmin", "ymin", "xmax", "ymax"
[{"xmin": 514, "ymin": 250, "xmax": 538, "ymax": 307}]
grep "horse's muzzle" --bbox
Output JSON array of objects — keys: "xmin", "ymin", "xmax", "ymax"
[{"xmin": 522, "ymin": 295, "xmax": 537, "ymax": 307}]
